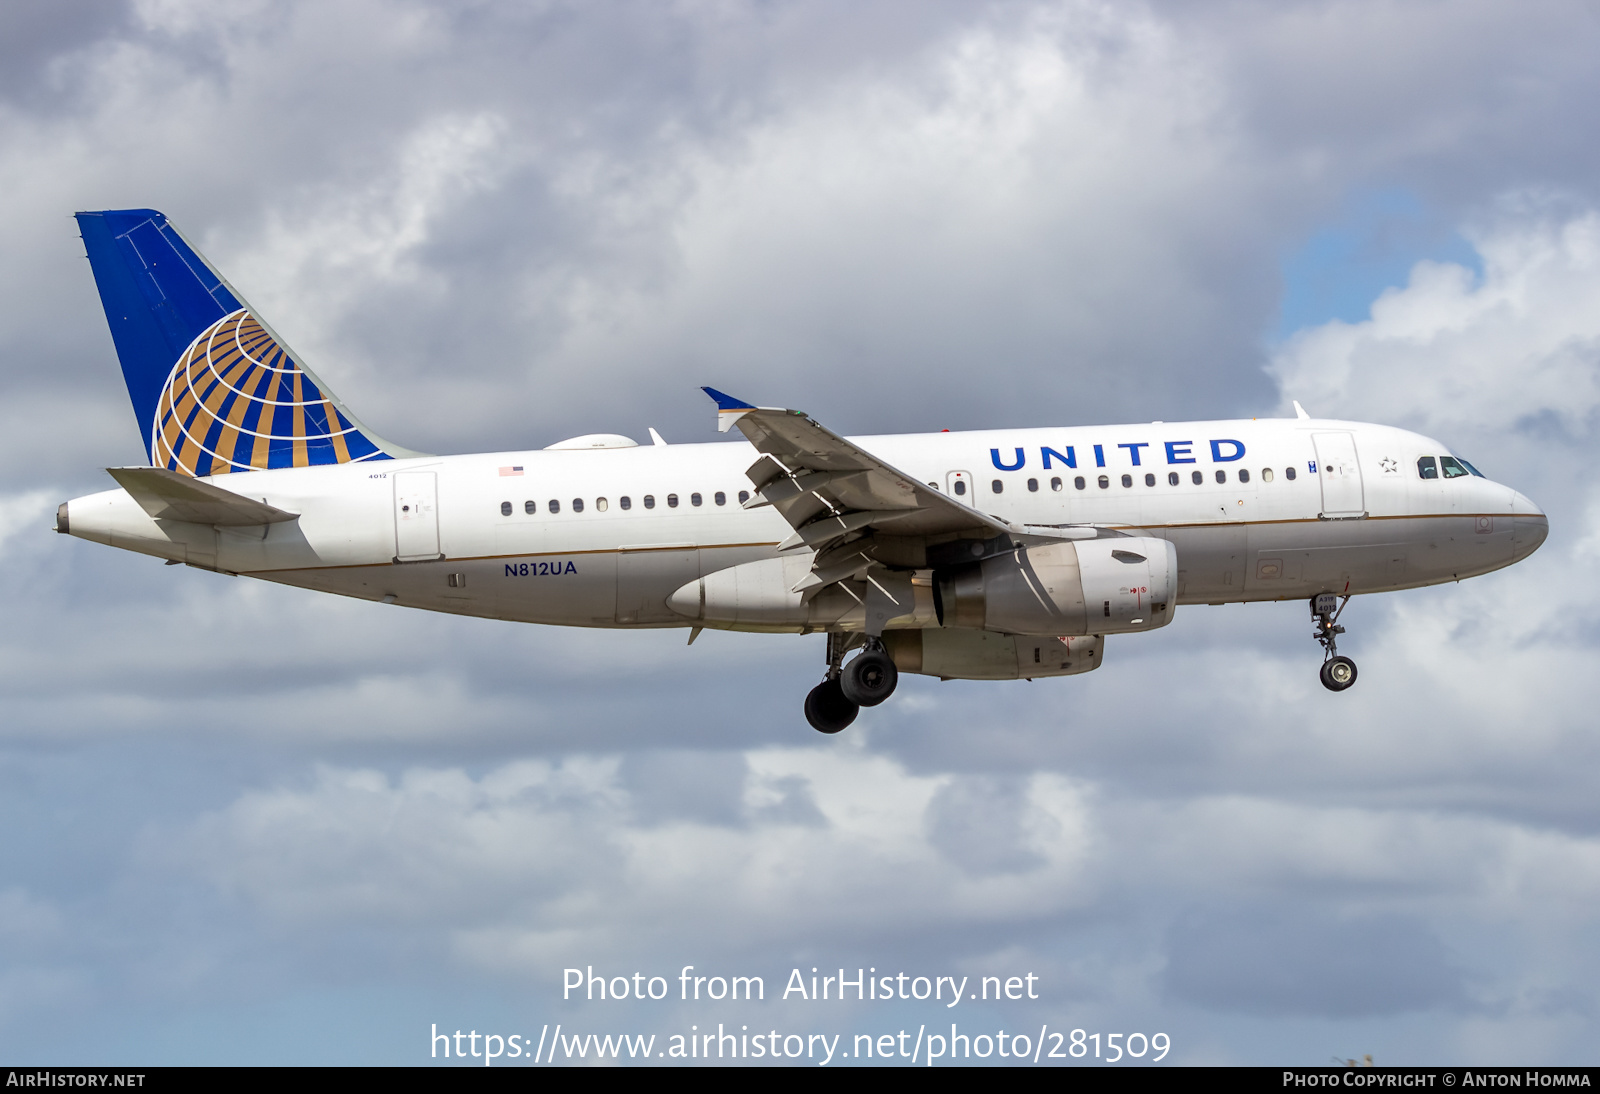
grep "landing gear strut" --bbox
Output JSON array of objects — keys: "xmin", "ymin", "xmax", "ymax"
[
  {"xmin": 1312, "ymin": 593, "xmax": 1357, "ymax": 692},
  {"xmin": 804, "ymin": 633, "xmax": 900, "ymax": 733}
]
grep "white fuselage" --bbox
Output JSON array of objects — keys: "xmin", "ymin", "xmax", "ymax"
[{"xmin": 64, "ymin": 416, "xmax": 1547, "ymax": 633}]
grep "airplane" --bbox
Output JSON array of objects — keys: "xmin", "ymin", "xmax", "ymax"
[{"xmin": 57, "ymin": 208, "xmax": 1549, "ymax": 733}]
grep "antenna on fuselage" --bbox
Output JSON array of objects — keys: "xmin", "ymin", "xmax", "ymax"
[{"xmin": 1292, "ymin": 400, "xmax": 1311, "ymax": 420}]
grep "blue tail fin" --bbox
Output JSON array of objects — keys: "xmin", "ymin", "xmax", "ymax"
[{"xmin": 75, "ymin": 208, "xmax": 413, "ymax": 477}]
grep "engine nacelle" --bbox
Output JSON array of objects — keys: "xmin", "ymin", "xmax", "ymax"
[
  {"xmin": 667, "ymin": 555, "xmax": 938, "ymax": 632},
  {"xmin": 934, "ymin": 537, "xmax": 1177, "ymax": 636}
]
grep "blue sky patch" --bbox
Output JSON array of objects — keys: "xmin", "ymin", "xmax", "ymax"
[{"xmin": 1276, "ymin": 188, "xmax": 1482, "ymax": 339}]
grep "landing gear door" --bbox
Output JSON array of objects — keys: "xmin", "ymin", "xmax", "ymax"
[
  {"xmin": 394, "ymin": 471, "xmax": 442, "ymax": 561},
  {"xmin": 1312, "ymin": 433, "xmax": 1365, "ymax": 519},
  {"xmin": 945, "ymin": 470, "xmax": 973, "ymax": 504}
]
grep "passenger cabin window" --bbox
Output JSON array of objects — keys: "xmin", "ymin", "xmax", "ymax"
[
  {"xmin": 1168, "ymin": 472, "xmax": 1179, "ymax": 486},
  {"xmin": 667, "ymin": 494, "xmax": 679, "ymax": 508},
  {"xmin": 1121, "ymin": 474, "xmax": 1133, "ymax": 488},
  {"xmin": 1285, "ymin": 467, "xmax": 1296, "ymax": 481},
  {"xmin": 549, "ymin": 499, "xmax": 561, "ymax": 514},
  {"xmin": 1051, "ymin": 477, "xmax": 1063, "ymax": 491},
  {"xmin": 992, "ymin": 479, "xmax": 1003, "ymax": 494},
  {"xmin": 643, "ymin": 495, "xmax": 655, "ymax": 509},
  {"xmin": 1238, "ymin": 469, "xmax": 1250, "ymax": 483},
  {"xmin": 1440, "ymin": 456, "xmax": 1469, "ymax": 479},
  {"xmin": 954, "ymin": 480, "xmax": 967, "ymax": 496},
  {"xmin": 1191, "ymin": 471, "xmax": 1203, "ymax": 485},
  {"xmin": 500, "ymin": 501, "xmax": 512, "ymax": 516},
  {"xmin": 738, "ymin": 490, "xmax": 750, "ymax": 503},
  {"xmin": 1027, "ymin": 478, "xmax": 1039, "ymax": 492},
  {"xmin": 524, "ymin": 500, "xmax": 536, "ymax": 514},
  {"xmin": 691, "ymin": 492, "xmax": 703, "ymax": 506},
  {"xmin": 596, "ymin": 498, "xmax": 608, "ymax": 512},
  {"xmin": 572, "ymin": 498, "xmax": 584, "ymax": 513},
  {"xmin": 1075, "ymin": 476, "xmax": 1086, "ymax": 490},
  {"xmin": 714, "ymin": 491, "xmax": 726, "ymax": 506},
  {"xmin": 1418, "ymin": 456, "xmax": 1438, "ymax": 479},
  {"xmin": 1145, "ymin": 473, "xmax": 1156, "ymax": 487},
  {"xmin": 1097, "ymin": 475, "xmax": 1109, "ymax": 489},
  {"xmin": 1262, "ymin": 468, "xmax": 1274, "ymax": 482},
  {"xmin": 620, "ymin": 496, "xmax": 632, "ymax": 510},
  {"xmin": 1215, "ymin": 470, "xmax": 1226, "ymax": 484}
]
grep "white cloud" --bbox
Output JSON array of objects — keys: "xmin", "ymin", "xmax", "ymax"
[
  {"xmin": 0, "ymin": 491, "xmax": 54, "ymax": 555},
  {"xmin": 178, "ymin": 749, "xmax": 1096, "ymax": 973},
  {"xmin": 1270, "ymin": 206, "xmax": 1600, "ymax": 438}
]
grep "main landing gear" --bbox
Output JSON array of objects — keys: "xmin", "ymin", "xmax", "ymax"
[
  {"xmin": 805, "ymin": 633, "xmax": 899, "ymax": 733},
  {"xmin": 1312, "ymin": 593, "xmax": 1357, "ymax": 692}
]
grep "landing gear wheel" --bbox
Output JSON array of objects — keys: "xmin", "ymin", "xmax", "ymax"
[
  {"xmin": 1320, "ymin": 655, "xmax": 1357, "ymax": 692},
  {"xmin": 840, "ymin": 649, "xmax": 898, "ymax": 707},
  {"xmin": 804, "ymin": 677, "xmax": 859, "ymax": 734}
]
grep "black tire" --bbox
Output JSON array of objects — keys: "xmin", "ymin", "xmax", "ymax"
[
  {"xmin": 805, "ymin": 677, "xmax": 858, "ymax": 734},
  {"xmin": 1319, "ymin": 655, "xmax": 1357, "ymax": 692},
  {"xmin": 840, "ymin": 649, "xmax": 899, "ymax": 707}
]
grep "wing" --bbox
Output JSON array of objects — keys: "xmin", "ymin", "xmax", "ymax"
[{"xmin": 704, "ymin": 388, "xmax": 1013, "ymax": 596}]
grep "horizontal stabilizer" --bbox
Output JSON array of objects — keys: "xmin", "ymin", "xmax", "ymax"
[{"xmin": 106, "ymin": 467, "xmax": 299, "ymax": 526}]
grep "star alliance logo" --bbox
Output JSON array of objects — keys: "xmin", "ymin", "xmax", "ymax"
[{"xmin": 1379, "ymin": 457, "xmax": 1398, "ymax": 474}]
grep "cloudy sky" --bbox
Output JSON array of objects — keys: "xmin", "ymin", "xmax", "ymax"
[{"xmin": 3, "ymin": 0, "xmax": 1599, "ymax": 1066}]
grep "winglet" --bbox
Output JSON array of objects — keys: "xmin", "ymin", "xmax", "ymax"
[
  {"xmin": 702, "ymin": 386, "xmax": 759, "ymax": 433},
  {"xmin": 1292, "ymin": 400, "xmax": 1311, "ymax": 420}
]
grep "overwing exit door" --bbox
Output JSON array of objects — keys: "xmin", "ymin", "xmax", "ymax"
[
  {"xmin": 945, "ymin": 470, "xmax": 973, "ymax": 502},
  {"xmin": 1312, "ymin": 432, "xmax": 1365, "ymax": 519},
  {"xmin": 394, "ymin": 471, "xmax": 442, "ymax": 561}
]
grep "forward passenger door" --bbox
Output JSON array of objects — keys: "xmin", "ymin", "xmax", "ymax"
[{"xmin": 1312, "ymin": 433, "xmax": 1365, "ymax": 519}]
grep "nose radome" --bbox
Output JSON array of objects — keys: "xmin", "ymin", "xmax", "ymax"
[{"xmin": 1509, "ymin": 491, "xmax": 1548, "ymax": 561}]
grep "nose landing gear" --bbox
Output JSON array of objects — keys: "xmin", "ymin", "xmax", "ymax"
[
  {"xmin": 804, "ymin": 632, "xmax": 900, "ymax": 733},
  {"xmin": 1312, "ymin": 593, "xmax": 1357, "ymax": 692}
]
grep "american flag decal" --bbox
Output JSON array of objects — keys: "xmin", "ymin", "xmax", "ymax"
[{"xmin": 499, "ymin": 466, "xmax": 524, "ymax": 476}]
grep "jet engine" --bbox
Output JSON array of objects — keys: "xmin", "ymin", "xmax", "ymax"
[{"xmin": 934, "ymin": 537, "xmax": 1177, "ymax": 636}]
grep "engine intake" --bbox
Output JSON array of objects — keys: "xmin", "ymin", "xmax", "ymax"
[{"xmin": 934, "ymin": 536, "xmax": 1177, "ymax": 636}]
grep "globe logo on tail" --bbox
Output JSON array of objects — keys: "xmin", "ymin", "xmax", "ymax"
[{"xmin": 153, "ymin": 309, "xmax": 386, "ymax": 477}]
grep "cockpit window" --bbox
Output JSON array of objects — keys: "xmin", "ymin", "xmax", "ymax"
[
  {"xmin": 1440, "ymin": 456, "xmax": 1470, "ymax": 479},
  {"xmin": 1417, "ymin": 456, "xmax": 1438, "ymax": 479},
  {"xmin": 1458, "ymin": 458, "xmax": 1486, "ymax": 478}
]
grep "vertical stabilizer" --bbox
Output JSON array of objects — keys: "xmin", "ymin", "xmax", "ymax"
[{"xmin": 75, "ymin": 208, "xmax": 417, "ymax": 476}]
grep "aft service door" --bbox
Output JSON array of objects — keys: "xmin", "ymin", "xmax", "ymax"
[
  {"xmin": 1312, "ymin": 433, "xmax": 1365, "ymax": 519},
  {"xmin": 394, "ymin": 471, "xmax": 442, "ymax": 561}
]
